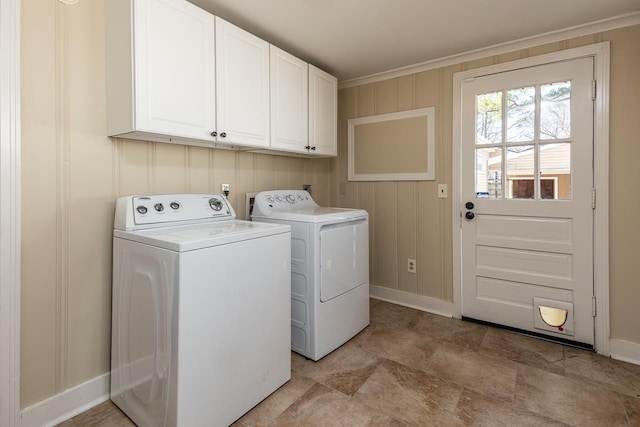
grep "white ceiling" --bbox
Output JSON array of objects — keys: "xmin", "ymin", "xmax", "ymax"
[{"xmin": 189, "ymin": 0, "xmax": 640, "ymax": 81}]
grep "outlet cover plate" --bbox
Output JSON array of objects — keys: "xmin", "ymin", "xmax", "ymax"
[
  {"xmin": 438, "ymin": 184, "xmax": 448, "ymax": 198},
  {"xmin": 407, "ymin": 258, "xmax": 416, "ymax": 273}
]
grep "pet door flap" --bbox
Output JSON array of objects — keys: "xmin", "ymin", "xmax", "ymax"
[
  {"xmin": 533, "ymin": 297, "xmax": 574, "ymax": 336},
  {"xmin": 538, "ymin": 306, "xmax": 568, "ymax": 327}
]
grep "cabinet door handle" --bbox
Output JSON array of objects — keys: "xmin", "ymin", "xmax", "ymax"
[
  {"xmin": 305, "ymin": 145, "xmax": 311, "ymax": 150},
  {"xmin": 220, "ymin": 132, "xmax": 227, "ymax": 138},
  {"xmin": 310, "ymin": 146, "xmax": 316, "ymax": 151},
  {"xmin": 210, "ymin": 131, "xmax": 217, "ymax": 137}
]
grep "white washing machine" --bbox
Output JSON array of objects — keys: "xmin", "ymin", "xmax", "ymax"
[
  {"xmin": 111, "ymin": 193, "xmax": 291, "ymax": 427},
  {"xmin": 252, "ymin": 190, "xmax": 369, "ymax": 361}
]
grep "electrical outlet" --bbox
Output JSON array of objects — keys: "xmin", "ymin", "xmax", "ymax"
[
  {"xmin": 407, "ymin": 258, "xmax": 416, "ymax": 274},
  {"xmin": 245, "ymin": 192, "xmax": 257, "ymax": 220},
  {"xmin": 221, "ymin": 183, "xmax": 230, "ymax": 193},
  {"xmin": 438, "ymin": 184, "xmax": 448, "ymax": 198}
]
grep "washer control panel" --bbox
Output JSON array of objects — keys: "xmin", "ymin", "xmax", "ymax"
[{"xmin": 114, "ymin": 194, "xmax": 235, "ymax": 230}]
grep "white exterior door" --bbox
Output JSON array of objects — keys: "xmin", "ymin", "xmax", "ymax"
[{"xmin": 461, "ymin": 58, "xmax": 595, "ymax": 346}]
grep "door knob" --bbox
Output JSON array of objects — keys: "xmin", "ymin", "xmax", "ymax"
[
  {"xmin": 465, "ymin": 211, "xmax": 475, "ymax": 220},
  {"xmin": 220, "ymin": 132, "xmax": 227, "ymax": 138},
  {"xmin": 465, "ymin": 202, "xmax": 474, "ymax": 210},
  {"xmin": 210, "ymin": 131, "xmax": 217, "ymax": 137}
]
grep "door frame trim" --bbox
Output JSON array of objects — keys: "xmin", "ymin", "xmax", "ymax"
[
  {"xmin": 1, "ymin": 0, "xmax": 22, "ymax": 424},
  {"xmin": 452, "ymin": 42, "xmax": 610, "ymax": 355}
]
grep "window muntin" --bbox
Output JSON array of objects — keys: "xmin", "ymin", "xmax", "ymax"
[{"xmin": 474, "ymin": 80, "xmax": 573, "ymax": 201}]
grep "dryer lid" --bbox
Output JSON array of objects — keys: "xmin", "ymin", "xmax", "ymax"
[{"xmin": 252, "ymin": 190, "xmax": 367, "ymax": 223}]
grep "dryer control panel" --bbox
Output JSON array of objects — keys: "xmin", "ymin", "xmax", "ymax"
[
  {"xmin": 114, "ymin": 194, "xmax": 235, "ymax": 230},
  {"xmin": 253, "ymin": 190, "xmax": 316, "ymax": 211}
]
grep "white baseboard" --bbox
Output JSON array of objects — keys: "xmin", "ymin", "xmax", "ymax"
[
  {"xmin": 610, "ymin": 338, "xmax": 640, "ymax": 366},
  {"xmin": 20, "ymin": 372, "xmax": 110, "ymax": 427},
  {"xmin": 370, "ymin": 285, "xmax": 454, "ymax": 318}
]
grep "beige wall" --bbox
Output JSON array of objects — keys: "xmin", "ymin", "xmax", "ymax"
[
  {"xmin": 333, "ymin": 26, "xmax": 640, "ymax": 344},
  {"xmin": 20, "ymin": 0, "xmax": 331, "ymax": 407},
  {"xmin": 335, "ymin": 72, "xmax": 454, "ymax": 301}
]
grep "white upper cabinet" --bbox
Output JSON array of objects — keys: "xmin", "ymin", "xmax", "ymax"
[
  {"xmin": 107, "ymin": 0, "xmax": 216, "ymax": 143},
  {"xmin": 215, "ymin": 17, "xmax": 270, "ymax": 148},
  {"xmin": 309, "ymin": 65, "xmax": 338, "ymax": 156},
  {"xmin": 106, "ymin": 0, "xmax": 336, "ymax": 156},
  {"xmin": 270, "ymin": 45, "xmax": 308, "ymax": 154}
]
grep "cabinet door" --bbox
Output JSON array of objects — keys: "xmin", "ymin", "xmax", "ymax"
[
  {"xmin": 270, "ymin": 46, "xmax": 308, "ymax": 153},
  {"xmin": 309, "ymin": 65, "xmax": 337, "ymax": 156},
  {"xmin": 215, "ymin": 17, "xmax": 270, "ymax": 148},
  {"xmin": 134, "ymin": 0, "xmax": 215, "ymax": 140}
]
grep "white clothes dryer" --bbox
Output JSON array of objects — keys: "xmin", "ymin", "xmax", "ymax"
[
  {"xmin": 252, "ymin": 190, "xmax": 369, "ymax": 361},
  {"xmin": 111, "ymin": 194, "xmax": 291, "ymax": 427}
]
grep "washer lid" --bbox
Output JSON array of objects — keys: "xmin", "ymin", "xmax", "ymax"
[{"xmin": 114, "ymin": 220, "xmax": 290, "ymax": 252}]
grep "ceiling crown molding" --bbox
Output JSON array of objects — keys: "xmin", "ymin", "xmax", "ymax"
[{"xmin": 339, "ymin": 11, "xmax": 640, "ymax": 89}]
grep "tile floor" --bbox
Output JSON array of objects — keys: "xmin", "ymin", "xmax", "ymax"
[{"xmin": 59, "ymin": 299, "xmax": 640, "ymax": 426}]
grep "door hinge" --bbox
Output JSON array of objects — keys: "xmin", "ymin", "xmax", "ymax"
[
  {"xmin": 591, "ymin": 188, "xmax": 596, "ymax": 209},
  {"xmin": 592, "ymin": 295, "xmax": 597, "ymax": 317},
  {"xmin": 592, "ymin": 80, "xmax": 597, "ymax": 101}
]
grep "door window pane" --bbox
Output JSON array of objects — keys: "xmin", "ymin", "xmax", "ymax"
[
  {"xmin": 476, "ymin": 146, "xmax": 502, "ymax": 198},
  {"xmin": 506, "ymin": 145, "xmax": 534, "ymax": 199},
  {"xmin": 476, "ymin": 92, "xmax": 502, "ymax": 144},
  {"xmin": 507, "ymin": 86, "xmax": 535, "ymax": 142},
  {"xmin": 540, "ymin": 143, "xmax": 571, "ymax": 200},
  {"xmin": 540, "ymin": 81, "xmax": 571, "ymax": 140}
]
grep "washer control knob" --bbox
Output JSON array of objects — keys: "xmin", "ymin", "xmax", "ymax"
[
  {"xmin": 154, "ymin": 203, "xmax": 164, "ymax": 212},
  {"xmin": 286, "ymin": 194, "xmax": 295, "ymax": 203},
  {"xmin": 275, "ymin": 195, "xmax": 283, "ymax": 203},
  {"xmin": 136, "ymin": 205, "xmax": 148, "ymax": 214},
  {"xmin": 297, "ymin": 195, "xmax": 304, "ymax": 202},
  {"xmin": 170, "ymin": 202, "xmax": 180, "ymax": 210},
  {"xmin": 209, "ymin": 198, "xmax": 223, "ymax": 211},
  {"xmin": 267, "ymin": 196, "xmax": 274, "ymax": 203}
]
